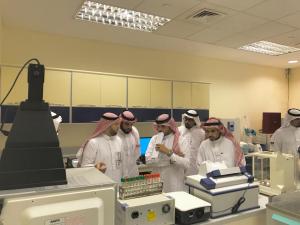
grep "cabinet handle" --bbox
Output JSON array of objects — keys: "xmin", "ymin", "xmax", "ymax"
[
  {"xmin": 130, "ymin": 105, "xmax": 148, "ymax": 108},
  {"xmin": 105, "ymin": 105, "xmax": 123, "ymax": 108},
  {"xmin": 75, "ymin": 104, "xmax": 97, "ymax": 107}
]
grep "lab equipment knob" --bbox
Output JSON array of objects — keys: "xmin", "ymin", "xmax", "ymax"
[
  {"xmin": 162, "ymin": 204, "xmax": 171, "ymax": 213},
  {"xmin": 131, "ymin": 211, "xmax": 139, "ymax": 219}
]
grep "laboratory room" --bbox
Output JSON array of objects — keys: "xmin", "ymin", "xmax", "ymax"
[{"xmin": 0, "ymin": 0, "xmax": 300, "ymax": 225}]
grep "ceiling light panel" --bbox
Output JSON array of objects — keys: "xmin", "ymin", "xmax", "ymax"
[
  {"xmin": 288, "ymin": 60, "xmax": 298, "ymax": 64},
  {"xmin": 75, "ymin": 0, "xmax": 171, "ymax": 32},
  {"xmin": 239, "ymin": 41, "xmax": 300, "ymax": 56}
]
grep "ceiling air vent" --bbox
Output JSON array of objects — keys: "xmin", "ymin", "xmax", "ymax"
[
  {"xmin": 193, "ymin": 10, "xmax": 220, "ymax": 18},
  {"xmin": 186, "ymin": 8, "xmax": 225, "ymax": 24}
]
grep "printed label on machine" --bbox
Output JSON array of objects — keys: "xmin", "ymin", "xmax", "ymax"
[{"xmin": 45, "ymin": 218, "xmax": 65, "ymax": 225}]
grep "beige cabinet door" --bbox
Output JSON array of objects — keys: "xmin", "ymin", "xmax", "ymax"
[
  {"xmin": 72, "ymin": 72, "xmax": 101, "ymax": 107},
  {"xmin": 44, "ymin": 70, "xmax": 71, "ymax": 106},
  {"xmin": 128, "ymin": 78, "xmax": 150, "ymax": 108},
  {"xmin": 100, "ymin": 75, "xmax": 126, "ymax": 107},
  {"xmin": 150, "ymin": 80, "xmax": 171, "ymax": 108},
  {"xmin": 191, "ymin": 83, "xmax": 210, "ymax": 109},
  {"xmin": 173, "ymin": 81, "xmax": 191, "ymax": 108},
  {"xmin": 0, "ymin": 66, "xmax": 27, "ymax": 105}
]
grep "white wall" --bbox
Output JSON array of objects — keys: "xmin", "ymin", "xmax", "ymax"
[
  {"xmin": 289, "ymin": 68, "xmax": 300, "ymax": 109},
  {"xmin": 0, "ymin": 15, "xmax": 2, "ymax": 64},
  {"xmin": 2, "ymin": 26, "xmax": 288, "ymax": 130}
]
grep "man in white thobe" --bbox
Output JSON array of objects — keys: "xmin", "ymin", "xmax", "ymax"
[
  {"xmin": 145, "ymin": 114, "xmax": 190, "ymax": 192},
  {"xmin": 271, "ymin": 108, "xmax": 300, "ymax": 155},
  {"xmin": 118, "ymin": 110, "xmax": 140, "ymax": 177},
  {"xmin": 197, "ymin": 117, "xmax": 245, "ymax": 168},
  {"xmin": 178, "ymin": 110, "xmax": 205, "ymax": 175},
  {"xmin": 77, "ymin": 112, "xmax": 124, "ymax": 183}
]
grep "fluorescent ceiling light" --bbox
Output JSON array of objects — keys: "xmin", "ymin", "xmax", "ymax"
[
  {"xmin": 75, "ymin": 1, "xmax": 171, "ymax": 32},
  {"xmin": 288, "ymin": 60, "xmax": 298, "ymax": 64},
  {"xmin": 239, "ymin": 41, "xmax": 300, "ymax": 56}
]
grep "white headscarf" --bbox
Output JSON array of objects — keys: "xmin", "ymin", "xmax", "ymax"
[
  {"xmin": 282, "ymin": 108, "xmax": 300, "ymax": 128},
  {"xmin": 51, "ymin": 111, "xmax": 62, "ymax": 132},
  {"xmin": 181, "ymin": 109, "xmax": 201, "ymax": 127}
]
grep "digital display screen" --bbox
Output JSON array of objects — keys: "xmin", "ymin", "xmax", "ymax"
[{"xmin": 140, "ymin": 137, "xmax": 151, "ymax": 155}]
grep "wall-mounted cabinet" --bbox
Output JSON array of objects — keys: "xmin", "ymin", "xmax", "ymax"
[
  {"xmin": 1, "ymin": 66, "xmax": 210, "ymax": 121},
  {"xmin": 173, "ymin": 81, "xmax": 192, "ymax": 109},
  {"xmin": 150, "ymin": 80, "xmax": 171, "ymax": 108},
  {"xmin": 0, "ymin": 67, "xmax": 27, "ymax": 104},
  {"xmin": 101, "ymin": 75, "xmax": 126, "ymax": 107},
  {"xmin": 44, "ymin": 70, "xmax": 71, "ymax": 106},
  {"xmin": 72, "ymin": 73, "xmax": 126, "ymax": 108},
  {"xmin": 128, "ymin": 78, "xmax": 150, "ymax": 108},
  {"xmin": 191, "ymin": 83, "xmax": 210, "ymax": 109},
  {"xmin": 72, "ymin": 72, "xmax": 101, "ymax": 107}
]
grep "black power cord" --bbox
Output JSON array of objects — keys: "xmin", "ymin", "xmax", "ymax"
[
  {"xmin": 0, "ymin": 58, "xmax": 40, "ymax": 136},
  {"xmin": 213, "ymin": 183, "xmax": 250, "ymax": 215}
]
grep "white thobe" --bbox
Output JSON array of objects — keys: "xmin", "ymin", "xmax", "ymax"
[
  {"xmin": 81, "ymin": 134, "xmax": 124, "ymax": 183},
  {"xmin": 145, "ymin": 133, "xmax": 190, "ymax": 192},
  {"xmin": 118, "ymin": 126, "xmax": 140, "ymax": 177},
  {"xmin": 179, "ymin": 125, "xmax": 205, "ymax": 175},
  {"xmin": 271, "ymin": 126, "xmax": 300, "ymax": 155},
  {"xmin": 197, "ymin": 136, "xmax": 236, "ymax": 168}
]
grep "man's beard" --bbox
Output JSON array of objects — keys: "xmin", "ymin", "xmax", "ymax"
[
  {"xmin": 185, "ymin": 123, "xmax": 194, "ymax": 129},
  {"xmin": 110, "ymin": 130, "xmax": 118, "ymax": 136},
  {"xmin": 121, "ymin": 126, "xmax": 132, "ymax": 134}
]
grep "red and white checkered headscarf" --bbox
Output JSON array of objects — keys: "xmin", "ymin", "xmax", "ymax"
[
  {"xmin": 203, "ymin": 117, "xmax": 244, "ymax": 167},
  {"xmin": 77, "ymin": 112, "xmax": 121, "ymax": 166},
  {"xmin": 120, "ymin": 110, "xmax": 140, "ymax": 154},
  {"xmin": 153, "ymin": 114, "xmax": 182, "ymax": 155}
]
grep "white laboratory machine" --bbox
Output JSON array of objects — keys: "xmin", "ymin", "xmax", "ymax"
[
  {"xmin": 249, "ymin": 151, "xmax": 296, "ymax": 196},
  {"xmin": 117, "ymin": 173, "xmax": 175, "ymax": 225},
  {"xmin": 165, "ymin": 192, "xmax": 211, "ymax": 225},
  {"xmin": 117, "ymin": 194, "xmax": 175, "ymax": 225},
  {"xmin": 0, "ymin": 167, "xmax": 116, "ymax": 225},
  {"xmin": 186, "ymin": 166, "xmax": 259, "ymax": 218}
]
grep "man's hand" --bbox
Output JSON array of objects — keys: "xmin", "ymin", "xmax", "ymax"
[
  {"xmin": 95, "ymin": 162, "xmax": 107, "ymax": 173},
  {"xmin": 156, "ymin": 144, "xmax": 171, "ymax": 155}
]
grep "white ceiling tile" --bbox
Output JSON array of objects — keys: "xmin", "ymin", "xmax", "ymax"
[
  {"xmin": 155, "ymin": 20, "xmax": 206, "ymax": 39},
  {"xmin": 215, "ymin": 34, "xmax": 260, "ymax": 48},
  {"xmin": 2, "ymin": 0, "xmax": 300, "ymax": 68},
  {"xmin": 279, "ymin": 12, "xmax": 300, "ymax": 29},
  {"xmin": 268, "ymin": 29, "xmax": 300, "ymax": 46},
  {"xmin": 242, "ymin": 22, "xmax": 296, "ymax": 39},
  {"xmin": 246, "ymin": 0, "xmax": 300, "ymax": 20},
  {"xmin": 206, "ymin": 0, "xmax": 265, "ymax": 11},
  {"xmin": 96, "ymin": 0, "xmax": 143, "ymax": 9},
  {"xmin": 212, "ymin": 13, "xmax": 267, "ymax": 34},
  {"xmin": 135, "ymin": 0, "xmax": 202, "ymax": 19},
  {"xmin": 176, "ymin": 1, "xmax": 238, "ymax": 25},
  {"xmin": 187, "ymin": 26, "xmax": 234, "ymax": 43}
]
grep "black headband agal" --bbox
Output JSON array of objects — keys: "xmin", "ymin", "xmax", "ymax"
[
  {"xmin": 288, "ymin": 108, "xmax": 300, "ymax": 117},
  {"xmin": 51, "ymin": 113, "xmax": 61, "ymax": 119},
  {"xmin": 102, "ymin": 114, "xmax": 119, "ymax": 121},
  {"xmin": 185, "ymin": 110, "xmax": 198, "ymax": 117},
  {"xmin": 204, "ymin": 121, "xmax": 222, "ymax": 126},
  {"xmin": 155, "ymin": 114, "xmax": 171, "ymax": 124},
  {"xmin": 121, "ymin": 112, "xmax": 136, "ymax": 121}
]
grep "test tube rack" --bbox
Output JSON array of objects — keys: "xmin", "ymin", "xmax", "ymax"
[{"xmin": 119, "ymin": 173, "xmax": 163, "ymax": 200}]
